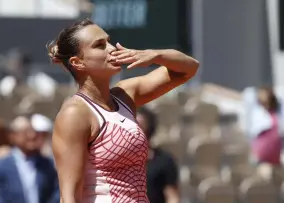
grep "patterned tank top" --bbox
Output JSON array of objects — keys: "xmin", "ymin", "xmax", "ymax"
[{"xmin": 76, "ymin": 92, "xmax": 149, "ymax": 203}]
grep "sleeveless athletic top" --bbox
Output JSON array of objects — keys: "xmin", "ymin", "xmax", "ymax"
[{"xmin": 76, "ymin": 92, "xmax": 149, "ymax": 203}]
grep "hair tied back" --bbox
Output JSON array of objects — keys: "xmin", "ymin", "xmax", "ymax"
[{"xmin": 46, "ymin": 40, "xmax": 62, "ymax": 64}]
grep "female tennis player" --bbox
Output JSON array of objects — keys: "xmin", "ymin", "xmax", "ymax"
[{"xmin": 47, "ymin": 18, "xmax": 199, "ymax": 203}]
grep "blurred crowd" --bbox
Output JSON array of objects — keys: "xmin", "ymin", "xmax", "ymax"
[
  {"xmin": 0, "ymin": 48, "xmax": 283, "ymax": 203},
  {"xmin": 0, "ymin": 114, "xmax": 58, "ymax": 203}
]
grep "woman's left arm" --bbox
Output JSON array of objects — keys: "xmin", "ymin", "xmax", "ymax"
[
  {"xmin": 113, "ymin": 43, "xmax": 199, "ymax": 107},
  {"xmin": 146, "ymin": 49, "xmax": 199, "ymax": 77}
]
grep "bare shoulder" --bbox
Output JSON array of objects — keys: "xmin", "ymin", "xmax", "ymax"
[
  {"xmin": 57, "ymin": 96, "xmax": 90, "ymax": 123},
  {"xmin": 111, "ymin": 84, "xmax": 137, "ymax": 115},
  {"xmin": 54, "ymin": 96, "xmax": 93, "ymax": 137},
  {"xmin": 114, "ymin": 77, "xmax": 139, "ymax": 96}
]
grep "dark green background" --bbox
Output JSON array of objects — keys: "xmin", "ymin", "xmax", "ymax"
[{"xmin": 91, "ymin": 0, "xmax": 188, "ymax": 78}]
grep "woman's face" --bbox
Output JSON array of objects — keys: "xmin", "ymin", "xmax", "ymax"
[{"xmin": 72, "ymin": 24, "xmax": 121, "ymax": 79}]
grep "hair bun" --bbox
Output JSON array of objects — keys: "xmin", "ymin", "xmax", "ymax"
[{"xmin": 46, "ymin": 41, "xmax": 62, "ymax": 64}]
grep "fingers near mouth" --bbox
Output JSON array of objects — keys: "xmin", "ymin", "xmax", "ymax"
[{"xmin": 108, "ymin": 58, "xmax": 120, "ymax": 66}]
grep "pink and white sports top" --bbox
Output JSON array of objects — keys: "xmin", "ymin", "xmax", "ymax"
[{"xmin": 76, "ymin": 92, "xmax": 149, "ymax": 203}]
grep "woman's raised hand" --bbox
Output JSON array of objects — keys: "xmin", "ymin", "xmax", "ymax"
[{"xmin": 111, "ymin": 43, "xmax": 158, "ymax": 69}]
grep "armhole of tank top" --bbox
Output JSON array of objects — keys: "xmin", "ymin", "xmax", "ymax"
[
  {"xmin": 111, "ymin": 94, "xmax": 135, "ymax": 116},
  {"xmin": 75, "ymin": 92, "xmax": 106, "ymax": 147}
]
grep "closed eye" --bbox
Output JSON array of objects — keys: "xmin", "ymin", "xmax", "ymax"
[
  {"xmin": 98, "ymin": 42, "xmax": 107, "ymax": 49},
  {"xmin": 92, "ymin": 39, "xmax": 107, "ymax": 49},
  {"xmin": 91, "ymin": 36, "xmax": 110, "ymax": 49}
]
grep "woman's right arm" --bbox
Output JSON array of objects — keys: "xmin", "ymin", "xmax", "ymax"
[{"xmin": 52, "ymin": 103, "xmax": 94, "ymax": 203}]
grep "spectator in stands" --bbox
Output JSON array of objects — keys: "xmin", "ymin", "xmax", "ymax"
[
  {"xmin": 137, "ymin": 107, "xmax": 180, "ymax": 203},
  {"xmin": 243, "ymin": 86, "xmax": 283, "ymax": 165},
  {"xmin": 31, "ymin": 114, "xmax": 53, "ymax": 158},
  {"xmin": 0, "ymin": 116, "xmax": 59, "ymax": 203},
  {"xmin": 0, "ymin": 48, "xmax": 31, "ymax": 97},
  {"xmin": 0, "ymin": 119, "xmax": 11, "ymax": 158},
  {"xmin": 4, "ymin": 48, "xmax": 30, "ymax": 82}
]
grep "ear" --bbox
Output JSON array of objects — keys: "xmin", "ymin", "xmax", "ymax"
[{"xmin": 69, "ymin": 56, "xmax": 84, "ymax": 71}]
